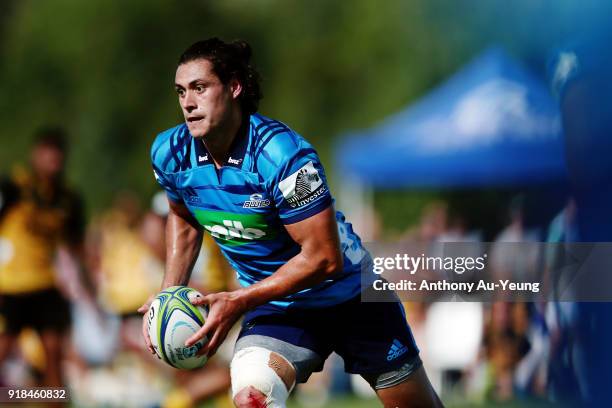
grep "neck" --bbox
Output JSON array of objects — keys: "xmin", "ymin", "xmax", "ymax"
[
  {"xmin": 204, "ymin": 108, "xmax": 244, "ymax": 168},
  {"xmin": 33, "ymin": 170, "xmax": 60, "ymax": 186}
]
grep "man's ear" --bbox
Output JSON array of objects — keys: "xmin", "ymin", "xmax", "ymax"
[{"xmin": 230, "ymin": 78, "xmax": 242, "ymax": 100}]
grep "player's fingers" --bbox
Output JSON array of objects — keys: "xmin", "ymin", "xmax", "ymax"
[
  {"xmin": 141, "ymin": 320, "xmax": 152, "ymax": 348},
  {"xmin": 137, "ymin": 295, "xmax": 155, "ymax": 314},
  {"xmin": 185, "ymin": 319, "xmax": 213, "ymax": 347},
  {"xmin": 141, "ymin": 316, "xmax": 155, "ymax": 354},
  {"xmin": 206, "ymin": 331, "xmax": 224, "ymax": 357},
  {"xmin": 197, "ymin": 326, "xmax": 224, "ymax": 357},
  {"xmin": 141, "ymin": 307, "xmax": 155, "ymax": 354},
  {"xmin": 190, "ymin": 293, "xmax": 213, "ymax": 306},
  {"xmin": 186, "ymin": 304, "xmax": 219, "ymax": 346}
]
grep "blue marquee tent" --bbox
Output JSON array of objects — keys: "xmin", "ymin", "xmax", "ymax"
[{"xmin": 335, "ymin": 48, "xmax": 566, "ymax": 188}]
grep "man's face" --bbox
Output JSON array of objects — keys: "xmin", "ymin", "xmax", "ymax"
[
  {"xmin": 175, "ymin": 59, "xmax": 237, "ymax": 138},
  {"xmin": 31, "ymin": 144, "xmax": 65, "ymax": 179}
]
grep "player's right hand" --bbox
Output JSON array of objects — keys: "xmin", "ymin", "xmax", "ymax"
[{"xmin": 138, "ymin": 295, "xmax": 156, "ymax": 356}]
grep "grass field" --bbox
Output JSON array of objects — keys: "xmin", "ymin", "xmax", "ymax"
[{"xmin": 285, "ymin": 395, "xmax": 558, "ymax": 408}]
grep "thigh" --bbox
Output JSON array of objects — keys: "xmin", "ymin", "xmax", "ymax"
[
  {"xmin": 0, "ymin": 292, "xmax": 36, "ymax": 334},
  {"xmin": 236, "ymin": 304, "xmax": 331, "ymax": 384},
  {"xmin": 333, "ymin": 298, "xmax": 421, "ymax": 378},
  {"xmin": 39, "ymin": 329, "xmax": 64, "ymax": 356},
  {"xmin": 0, "ymin": 332, "xmax": 17, "ymax": 362},
  {"xmin": 374, "ymin": 365, "xmax": 444, "ymax": 408},
  {"xmin": 34, "ymin": 289, "xmax": 71, "ymax": 333}
]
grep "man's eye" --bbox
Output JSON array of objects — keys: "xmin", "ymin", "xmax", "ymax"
[
  {"xmin": 195, "ymin": 85, "xmax": 205, "ymax": 93},
  {"xmin": 176, "ymin": 89, "xmax": 185, "ymax": 96}
]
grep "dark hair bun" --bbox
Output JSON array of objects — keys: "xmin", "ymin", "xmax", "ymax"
[{"xmin": 231, "ymin": 40, "xmax": 252, "ymax": 62}]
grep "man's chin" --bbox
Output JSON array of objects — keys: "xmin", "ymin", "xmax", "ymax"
[{"xmin": 186, "ymin": 124, "xmax": 206, "ymax": 138}]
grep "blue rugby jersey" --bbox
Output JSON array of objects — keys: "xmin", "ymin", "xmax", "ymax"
[{"xmin": 151, "ymin": 113, "xmax": 369, "ymax": 308}]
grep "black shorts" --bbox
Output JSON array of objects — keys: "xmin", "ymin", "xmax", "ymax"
[
  {"xmin": 0, "ymin": 288, "xmax": 71, "ymax": 334},
  {"xmin": 236, "ymin": 294, "xmax": 421, "ymax": 387}
]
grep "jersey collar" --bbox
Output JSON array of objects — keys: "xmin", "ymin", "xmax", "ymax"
[{"xmin": 192, "ymin": 115, "xmax": 253, "ymax": 169}]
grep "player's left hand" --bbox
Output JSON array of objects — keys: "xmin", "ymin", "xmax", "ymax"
[{"xmin": 185, "ymin": 290, "xmax": 247, "ymax": 357}]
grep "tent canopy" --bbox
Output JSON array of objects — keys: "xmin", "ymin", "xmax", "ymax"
[{"xmin": 335, "ymin": 48, "xmax": 566, "ymax": 188}]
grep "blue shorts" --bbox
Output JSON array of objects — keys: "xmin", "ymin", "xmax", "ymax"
[{"xmin": 235, "ymin": 294, "xmax": 421, "ymax": 387}]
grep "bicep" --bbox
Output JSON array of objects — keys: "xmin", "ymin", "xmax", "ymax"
[
  {"xmin": 163, "ymin": 199, "xmax": 204, "ymax": 286},
  {"xmin": 166, "ymin": 199, "xmax": 203, "ymax": 255},
  {"xmin": 165, "ymin": 199, "xmax": 203, "ymax": 256},
  {"xmin": 284, "ymin": 206, "xmax": 341, "ymax": 260},
  {"xmin": 168, "ymin": 198, "xmax": 202, "ymax": 231}
]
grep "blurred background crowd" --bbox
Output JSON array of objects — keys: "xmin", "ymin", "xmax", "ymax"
[{"xmin": 1, "ymin": 1, "xmax": 611, "ymax": 407}]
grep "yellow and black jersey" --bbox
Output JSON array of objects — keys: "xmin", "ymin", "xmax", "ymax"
[
  {"xmin": 94, "ymin": 210, "xmax": 164, "ymax": 315},
  {"xmin": 0, "ymin": 169, "xmax": 84, "ymax": 294}
]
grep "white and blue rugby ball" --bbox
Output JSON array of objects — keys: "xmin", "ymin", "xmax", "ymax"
[{"xmin": 147, "ymin": 286, "xmax": 208, "ymax": 369}]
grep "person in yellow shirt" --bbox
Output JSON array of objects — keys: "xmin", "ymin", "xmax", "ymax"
[
  {"xmin": 0, "ymin": 127, "xmax": 86, "ymax": 388},
  {"xmin": 91, "ymin": 193, "xmax": 164, "ymax": 318}
]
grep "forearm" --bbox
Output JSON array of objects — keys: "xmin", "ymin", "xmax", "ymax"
[
  {"xmin": 61, "ymin": 237, "xmax": 97, "ymax": 301},
  {"xmin": 234, "ymin": 207, "xmax": 344, "ymax": 310},
  {"xmin": 236, "ymin": 245, "xmax": 342, "ymax": 310},
  {"xmin": 161, "ymin": 211, "xmax": 203, "ymax": 288}
]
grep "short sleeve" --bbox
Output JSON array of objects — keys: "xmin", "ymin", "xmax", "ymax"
[
  {"xmin": 151, "ymin": 130, "xmax": 183, "ymax": 203},
  {"xmin": 268, "ymin": 147, "xmax": 333, "ymax": 224},
  {"xmin": 152, "ymin": 166, "xmax": 182, "ymax": 203}
]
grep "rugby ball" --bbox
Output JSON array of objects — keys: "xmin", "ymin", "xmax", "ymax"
[{"xmin": 147, "ymin": 286, "xmax": 208, "ymax": 369}]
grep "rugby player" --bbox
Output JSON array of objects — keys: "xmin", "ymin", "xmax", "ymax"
[
  {"xmin": 140, "ymin": 38, "xmax": 442, "ymax": 407},
  {"xmin": 0, "ymin": 128, "xmax": 86, "ymax": 388}
]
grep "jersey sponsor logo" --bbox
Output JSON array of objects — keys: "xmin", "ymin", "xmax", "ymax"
[
  {"xmin": 193, "ymin": 210, "xmax": 274, "ymax": 246},
  {"xmin": 204, "ymin": 220, "xmax": 265, "ymax": 241},
  {"xmin": 228, "ymin": 157, "xmax": 242, "ymax": 165},
  {"xmin": 278, "ymin": 161, "xmax": 326, "ymax": 208},
  {"xmin": 198, "ymin": 154, "xmax": 209, "ymax": 163},
  {"xmin": 243, "ymin": 193, "xmax": 271, "ymax": 208},
  {"xmin": 386, "ymin": 339, "xmax": 408, "ymax": 361}
]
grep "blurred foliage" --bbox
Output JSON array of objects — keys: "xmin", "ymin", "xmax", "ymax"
[
  {"xmin": 374, "ymin": 190, "xmax": 441, "ymax": 236},
  {"xmin": 375, "ymin": 189, "xmax": 523, "ymax": 240},
  {"xmin": 0, "ymin": 0, "xmax": 608, "ymax": 224}
]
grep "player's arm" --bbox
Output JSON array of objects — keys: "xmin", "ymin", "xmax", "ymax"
[
  {"xmin": 139, "ymin": 198, "xmax": 203, "ymax": 354},
  {"xmin": 239, "ymin": 205, "xmax": 343, "ymax": 306},
  {"xmin": 161, "ymin": 198, "xmax": 204, "ymax": 288},
  {"xmin": 62, "ymin": 193, "xmax": 98, "ymax": 300},
  {"xmin": 187, "ymin": 205, "xmax": 343, "ymax": 356}
]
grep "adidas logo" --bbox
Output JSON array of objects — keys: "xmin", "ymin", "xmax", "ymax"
[{"xmin": 386, "ymin": 339, "xmax": 408, "ymax": 361}]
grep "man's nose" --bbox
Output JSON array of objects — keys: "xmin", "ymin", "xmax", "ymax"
[{"xmin": 181, "ymin": 91, "xmax": 197, "ymax": 113}]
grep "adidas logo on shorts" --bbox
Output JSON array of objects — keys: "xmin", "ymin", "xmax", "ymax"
[{"xmin": 386, "ymin": 339, "xmax": 408, "ymax": 361}]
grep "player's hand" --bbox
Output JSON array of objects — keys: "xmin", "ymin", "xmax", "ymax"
[
  {"xmin": 185, "ymin": 291, "xmax": 247, "ymax": 358},
  {"xmin": 137, "ymin": 295, "xmax": 157, "ymax": 356}
]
